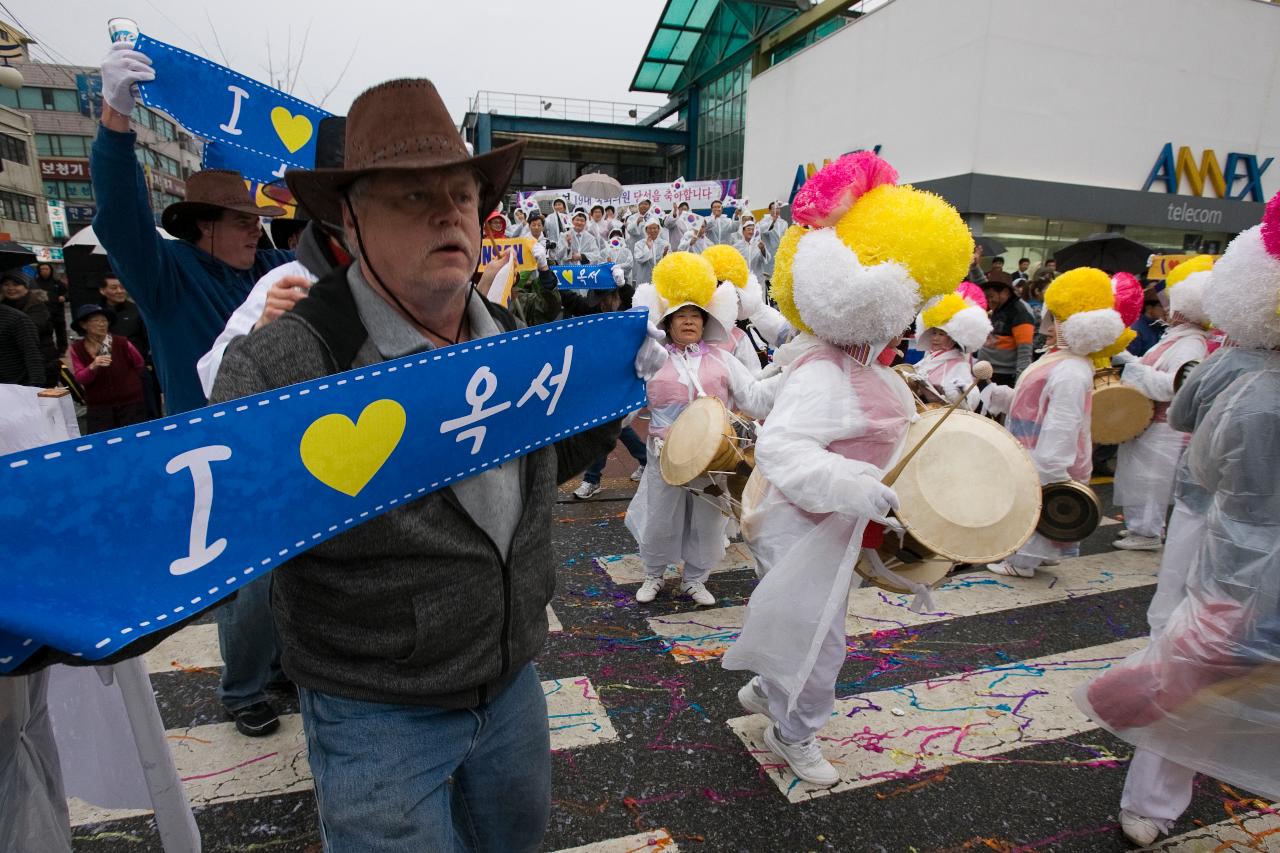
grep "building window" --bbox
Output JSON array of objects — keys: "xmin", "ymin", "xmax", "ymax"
[
  {"xmin": 0, "ymin": 189, "xmax": 39, "ymax": 223},
  {"xmin": 0, "ymin": 85, "xmax": 79, "ymax": 112},
  {"xmin": 43, "ymin": 180, "xmax": 95, "ymax": 202},
  {"xmin": 0, "ymin": 132, "xmax": 29, "ymax": 164},
  {"xmin": 697, "ymin": 61, "xmax": 750, "ymax": 182},
  {"xmin": 135, "ymin": 147, "xmax": 181, "ymax": 177},
  {"xmin": 34, "ymin": 133, "xmax": 91, "ymax": 158}
]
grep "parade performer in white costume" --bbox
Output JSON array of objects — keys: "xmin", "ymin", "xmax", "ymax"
[
  {"xmin": 625, "ymin": 252, "xmax": 779, "ymax": 607},
  {"xmin": 1112, "ymin": 259, "xmax": 1216, "ymax": 551},
  {"xmin": 911, "ymin": 281, "xmax": 992, "ymax": 409},
  {"xmin": 721, "ymin": 151, "xmax": 973, "ymax": 786},
  {"xmin": 1076, "ymin": 190, "xmax": 1280, "ymax": 847}
]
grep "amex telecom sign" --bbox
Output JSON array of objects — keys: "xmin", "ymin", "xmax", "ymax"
[{"xmin": 1142, "ymin": 143, "xmax": 1273, "ymax": 202}]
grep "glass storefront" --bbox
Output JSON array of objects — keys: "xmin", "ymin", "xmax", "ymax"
[
  {"xmin": 983, "ymin": 214, "xmax": 1237, "ymax": 271},
  {"xmin": 697, "ymin": 61, "xmax": 749, "ymax": 182}
]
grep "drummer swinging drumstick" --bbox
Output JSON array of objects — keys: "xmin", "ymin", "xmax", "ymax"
[
  {"xmin": 626, "ymin": 253, "xmax": 779, "ymax": 607},
  {"xmin": 720, "ymin": 151, "xmax": 977, "ymax": 788},
  {"xmin": 910, "ymin": 282, "xmax": 993, "ymax": 410},
  {"xmin": 980, "ymin": 268, "xmax": 1136, "ymax": 578}
]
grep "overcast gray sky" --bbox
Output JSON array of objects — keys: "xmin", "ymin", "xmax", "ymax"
[{"xmin": 6, "ymin": 0, "xmax": 669, "ymax": 120}]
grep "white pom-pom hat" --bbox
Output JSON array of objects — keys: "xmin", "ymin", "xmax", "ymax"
[{"xmin": 1206, "ymin": 191, "xmax": 1280, "ymax": 348}]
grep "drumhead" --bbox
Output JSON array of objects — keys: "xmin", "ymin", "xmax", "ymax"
[
  {"xmin": 660, "ymin": 397, "xmax": 732, "ymax": 486},
  {"xmin": 1092, "ymin": 375, "xmax": 1154, "ymax": 444},
  {"xmin": 892, "ymin": 409, "xmax": 1041, "ymax": 564}
]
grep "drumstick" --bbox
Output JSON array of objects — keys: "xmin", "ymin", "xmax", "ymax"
[{"xmin": 883, "ymin": 360, "xmax": 993, "ymax": 487}]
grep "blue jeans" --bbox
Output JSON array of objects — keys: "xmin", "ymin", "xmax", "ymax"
[
  {"xmin": 298, "ymin": 663, "xmax": 551, "ymax": 853},
  {"xmin": 216, "ymin": 574, "xmax": 282, "ymax": 712},
  {"xmin": 583, "ymin": 425, "xmax": 647, "ymax": 485}
]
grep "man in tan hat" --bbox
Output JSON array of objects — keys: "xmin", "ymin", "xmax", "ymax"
[
  {"xmin": 93, "ymin": 42, "xmax": 293, "ymax": 417},
  {"xmin": 210, "ymin": 79, "xmax": 637, "ymax": 850},
  {"xmin": 92, "ymin": 44, "xmax": 297, "ymax": 744}
]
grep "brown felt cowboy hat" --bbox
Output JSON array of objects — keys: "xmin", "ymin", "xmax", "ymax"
[
  {"xmin": 285, "ymin": 79, "xmax": 524, "ymax": 227},
  {"xmin": 161, "ymin": 170, "xmax": 286, "ymax": 238}
]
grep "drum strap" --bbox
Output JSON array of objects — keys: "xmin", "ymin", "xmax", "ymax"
[
  {"xmin": 670, "ymin": 348, "xmax": 710, "ymax": 399},
  {"xmin": 863, "ymin": 549, "xmax": 938, "ymax": 615}
]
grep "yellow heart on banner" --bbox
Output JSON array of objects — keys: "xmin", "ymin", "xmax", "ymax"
[
  {"xmin": 299, "ymin": 399, "xmax": 406, "ymax": 497},
  {"xmin": 564, "ymin": 270, "xmax": 575, "ymax": 284},
  {"xmin": 270, "ymin": 106, "xmax": 313, "ymax": 154}
]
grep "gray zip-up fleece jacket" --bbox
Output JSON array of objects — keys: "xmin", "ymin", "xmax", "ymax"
[{"xmin": 209, "ymin": 265, "xmax": 620, "ymax": 708}]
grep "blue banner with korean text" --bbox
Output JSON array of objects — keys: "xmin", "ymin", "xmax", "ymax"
[
  {"xmin": 134, "ymin": 33, "xmax": 333, "ymax": 185},
  {"xmin": 0, "ymin": 312, "xmax": 647, "ymax": 671},
  {"xmin": 553, "ymin": 263, "xmax": 617, "ymax": 290}
]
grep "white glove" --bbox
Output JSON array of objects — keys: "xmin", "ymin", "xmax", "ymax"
[
  {"xmin": 634, "ymin": 320, "xmax": 668, "ymax": 380},
  {"xmin": 611, "ymin": 264, "xmax": 625, "ymax": 288},
  {"xmin": 1112, "ymin": 350, "xmax": 1138, "ymax": 366},
  {"xmin": 849, "ymin": 473, "xmax": 900, "ymax": 521},
  {"xmin": 101, "ymin": 42, "xmax": 155, "ymax": 115},
  {"xmin": 532, "ymin": 240, "xmax": 548, "ymax": 270},
  {"xmin": 737, "ymin": 273, "xmax": 765, "ymax": 317},
  {"xmin": 943, "ymin": 377, "xmax": 968, "ymax": 404}
]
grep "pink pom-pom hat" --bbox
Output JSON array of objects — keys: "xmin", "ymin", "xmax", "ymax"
[
  {"xmin": 957, "ymin": 280, "xmax": 988, "ymax": 311},
  {"xmin": 1110, "ymin": 272, "xmax": 1144, "ymax": 326},
  {"xmin": 1262, "ymin": 190, "xmax": 1280, "ymax": 261},
  {"xmin": 790, "ymin": 151, "xmax": 899, "ymax": 228}
]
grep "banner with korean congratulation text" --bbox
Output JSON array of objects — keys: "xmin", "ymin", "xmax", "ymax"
[
  {"xmin": 519, "ymin": 179, "xmax": 740, "ymax": 213},
  {"xmin": 0, "ymin": 312, "xmax": 647, "ymax": 672},
  {"xmin": 134, "ymin": 34, "xmax": 333, "ymax": 185}
]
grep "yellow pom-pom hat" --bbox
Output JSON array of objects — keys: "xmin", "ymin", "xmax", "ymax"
[
  {"xmin": 915, "ymin": 282, "xmax": 992, "ymax": 353},
  {"xmin": 1163, "ymin": 254, "xmax": 1215, "ymax": 326},
  {"xmin": 1043, "ymin": 267, "xmax": 1134, "ymax": 362},
  {"xmin": 702, "ymin": 244, "xmax": 749, "ymax": 288},
  {"xmin": 771, "ymin": 152, "xmax": 973, "ymax": 347},
  {"xmin": 632, "ymin": 251, "xmax": 738, "ymax": 342}
]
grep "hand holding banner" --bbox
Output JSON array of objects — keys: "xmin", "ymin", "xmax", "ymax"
[
  {"xmin": 0, "ymin": 313, "xmax": 646, "ymax": 672},
  {"xmin": 134, "ymin": 34, "xmax": 333, "ymax": 184}
]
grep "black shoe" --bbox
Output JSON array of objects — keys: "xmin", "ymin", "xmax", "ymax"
[{"xmin": 230, "ymin": 701, "xmax": 280, "ymax": 737}]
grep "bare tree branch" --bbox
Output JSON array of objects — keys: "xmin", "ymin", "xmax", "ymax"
[
  {"xmin": 318, "ymin": 39, "xmax": 360, "ymax": 109},
  {"xmin": 203, "ymin": 9, "xmax": 232, "ymax": 68}
]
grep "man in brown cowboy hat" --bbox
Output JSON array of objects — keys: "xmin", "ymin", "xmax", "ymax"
[
  {"xmin": 210, "ymin": 79, "xmax": 642, "ymax": 850},
  {"xmin": 92, "ymin": 40, "xmax": 293, "ymax": 416}
]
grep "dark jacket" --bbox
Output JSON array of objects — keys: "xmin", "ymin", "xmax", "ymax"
[
  {"xmin": 35, "ymin": 272, "xmax": 68, "ymax": 350},
  {"xmin": 0, "ymin": 303, "xmax": 44, "ymax": 386},
  {"xmin": 91, "ymin": 124, "xmax": 293, "ymax": 414},
  {"xmin": 3, "ymin": 292, "xmax": 57, "ymax": 387},
  {"xmin": 210, "ymin": 266, "xmax": 620, "ymax": 707},
  {"xmin": 108, "ymin": 298, "xmax": 150, "ymax": 362}
]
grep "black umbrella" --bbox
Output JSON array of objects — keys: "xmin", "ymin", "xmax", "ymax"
[
  {"xmin": 974, "ymin": 235, "xmax": 1006, "ymax": 256},
  {"xmin": 0, "ymin": 239, "xmax": 36, "ymax": 271},
  {"xmin": 1053, "ymin": 232, "xmax": 1153, "ymax": 275}
]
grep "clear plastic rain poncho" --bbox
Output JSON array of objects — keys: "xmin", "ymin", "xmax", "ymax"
[{"xmin": 1075, "ymin": 367, "xmax": 1280, "ymax": 801}]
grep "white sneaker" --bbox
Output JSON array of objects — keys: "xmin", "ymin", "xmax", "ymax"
[
  {"xmin": 1119, "ymin": 808, "xmax": 1163, "ymax": 846},
  {"xmin": 762, "ymin": 723, "xmax": 840, "ymax": 787},
  {"xmin": 681, "ymin": 581, "xmax": 715, "ymax": 606},
  {"xmin": 572, "ymin": 481, "xmax": 601, "ymax": 500},
  {"xmin": 1115, "ymin": 527, "xmax": 1134, "ymax": 540},
  {"xmin": 737, "ymin": 677, "xmax": 770, "ymax": 717},
  {"xmin": 636, "ymin": 577, "xmax": 664, "ymax": 603},
  {"xmin": 1114, "ymin": 535, "xmax": 1162, "ymax": 552},
  {"xmin": 986, "ymin": 560, "xmax": 1036, "ymax": 578},
  {"xmin": 630, "ymin": 466, "xmax": 645, "ymax": 482}
]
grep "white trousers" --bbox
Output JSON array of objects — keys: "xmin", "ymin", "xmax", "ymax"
[
  {"xmin": 758, "ymin": 590, "xmax": 848, "ymax": 742},
  {"xmin": 1123, "ymin": 502, "xmax": 1168, "ymax": 539},
  {"xmin": 1147, "ymin": 500, "xmax": 1204, "ymax": 639},
  {"xmin": 1121, "ymin": 747, "xmax": 1197, "ymax": 830},
  {"xmin": 644, "ymin": 560, "xmax": 712, "ymax": 585}
]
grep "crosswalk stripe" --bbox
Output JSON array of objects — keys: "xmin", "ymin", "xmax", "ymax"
[
  {"xmin": 596, "ymin": 543, "xmax": 755, "ymax": 585},
  {"xmin": 69, "ymin": 675, "xmax": 616, "ymax": 827},
  {"xmin": 551, "ymin": 829, "xmax": 678, "ymax": 852},
  {"xmin": 144, "ymin": 605, "xmax": 564, "ymax": 676},
  {"xmin": 647, "ymin": 549, "xmax": 1159, "ymax": 664},
  {"xmin": 1138, "ymin": 808, "xmax": 1280, "ymax": 851},
  {"xmin": 727, "ymin": 637, "xmax": 1146, "ymax": 802}
]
